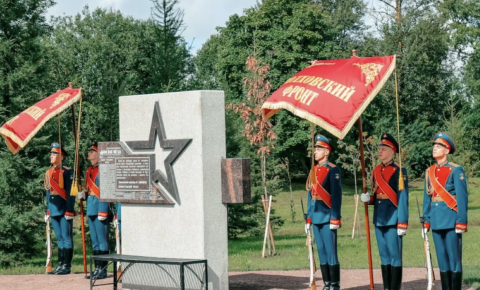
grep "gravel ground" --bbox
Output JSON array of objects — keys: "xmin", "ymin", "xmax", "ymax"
[{"xmin": 0, "ymin": 268, "xmax": 473, "ymax": 290}]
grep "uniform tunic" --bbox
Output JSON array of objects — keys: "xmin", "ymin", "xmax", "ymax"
[
  {"xmin": 423, "ymin": 161, "xmax": 467, "ymax": 272},
  {"xmin": 368, "ymin": 161, "xmax": 409, "ymax": 267},
  {"xmin": 45, "ymin": 166, "xmax": 75, "ymax": 249},
  {"xmin": 307, "ymin": 161, "xmax": 342, "ymax": 265},
  {"xmin": 84, "ymin": 164, "xmax": 110, "ymax": 252}
]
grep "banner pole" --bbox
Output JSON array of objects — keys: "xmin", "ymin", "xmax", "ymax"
[{"xmin": 358, "ymin": 117, "xmax": 374, "ymax": 290}]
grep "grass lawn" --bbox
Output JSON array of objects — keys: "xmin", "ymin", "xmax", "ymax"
[
  {"xmin": 1, "ymin": 177, "xmax": 479, "ymax": 289},
  {"xmin": 229, "ymin": 178, "xmax": 480, "ymax": 289}
]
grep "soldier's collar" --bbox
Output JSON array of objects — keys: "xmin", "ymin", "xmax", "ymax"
[
  {"xmin": 436, "ymin": 159, "xmax": 448, "ymax": 168},
  {"xmin": 92, "ymin": 162, "xmax": 99, "ymax": 168},
  {"xmin": 53, "ymin": 165, "xmax": 62, "ymax": 170},
  {"xmin": 317, "ymin": 160, "xmax": 328, "ymax": 167},
  {"xmin": 382, "ymin": 159, "xmax": 394, "ymax": 167}
]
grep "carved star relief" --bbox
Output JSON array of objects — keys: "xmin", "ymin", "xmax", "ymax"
[{"xmin": 126, "ymin": 101, "xmax": 192, "ymax": 204}]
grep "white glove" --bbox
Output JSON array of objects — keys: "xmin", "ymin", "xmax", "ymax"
[
  {"xmin": 98, "ymin": 216, "xmax": 107, "ymax": 221},
  {"xmin": 114, "ymin": 218, "xmax": 118, "ymax": 228},
  {"xmin": 422, "ymin": 227, "xmax": 429, "ymax": 239},
  {"xmin": 330, "ymin": 224, "xmax": 340, "ymax": 230},
  {"xmin": 397, "ymin": 228, "xmax": 407, "ymax": 236},
  {"xmin": 455, "ymin": 228, "xmax": 465, "ymax": 234},
  {"xmin": 360, "ymin": 192, "xmax": 371, "ymax": 203},
  {"xmin": 44, "ymin": 215, "xmax": 50, "ymax": 223},
  {"xmin": 64, "ymin": 215, "xmax": 74, "ymax": 221},
  {"xmin": 305, "ymin": 223, "xmax": 310, "ymax": 234},
  {"xmin": 77, "ymin": 190, "xmax": 85, "ymax": 200}
]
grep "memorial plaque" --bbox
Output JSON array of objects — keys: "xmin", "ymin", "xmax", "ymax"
[
  {"xmin": 115, "ymin": 157, "xmax": 150, "ymax": 191},
  {"xmin": 98, "ymin": 141, "xmax": 174, "ymax": 204}
]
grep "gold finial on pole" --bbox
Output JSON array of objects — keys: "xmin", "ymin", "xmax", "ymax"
[
  {"xmin": 68, "ymin": 82, "xmax": 73, "ymax": 89},
  {"xmin": 352, "ymin": 50, "xmax": 357, "ymax": 57}
]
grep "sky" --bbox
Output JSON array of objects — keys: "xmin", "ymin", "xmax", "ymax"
[{"xmin": 47, "ymin": 0, "xmax": 259, "ymax": 53}]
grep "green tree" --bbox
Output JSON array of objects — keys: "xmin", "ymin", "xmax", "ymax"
[
  {"xmin": 45, "ymin": 7, "xmax": 149, "ymax": 156},
  {"xmin": 356, "ymin": 0, "xmax": 454, "ymax": 176},
  {"xmin": 440, "ymin": 0, "xmax": 480, "ymax": 156},
  {"xmin": 0, "ymin": 0, "xmax": 55, "ymax": 266},
  {"xmin": 140, "ymin": 0, "xmax": 193, "ymax": 93}
]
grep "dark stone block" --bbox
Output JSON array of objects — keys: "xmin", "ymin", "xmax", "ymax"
[{"xmin": 221, "ymin": 158, "xmax": 251, "ymax": 204}]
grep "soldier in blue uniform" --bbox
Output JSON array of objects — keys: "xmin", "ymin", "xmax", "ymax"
[
  {"xmin": 78, "ymin": 141, "xmax": 110, "ymax": 280},
  {"xmin": 361, "ymin": 133, "xmax": 409, "ymax": 290},
  {"xmin": 44, "ymin": 142, "xmax": 75, "ymax": 275},
  {"xmin": 422, "ymin": 132, "xmax": 467, "ymax": 290},
  {"xmin": 305, "ymin": 134, "xmax": 342, "ymax": 290}
]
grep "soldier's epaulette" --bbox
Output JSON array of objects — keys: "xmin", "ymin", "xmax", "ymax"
[
  {"xmin": 328, "ymin": 162, "xmax": 336, "ymax": 168},
  {"xmin": 448, "ymin": 162, "xmax": 460, "ymax": 167}
]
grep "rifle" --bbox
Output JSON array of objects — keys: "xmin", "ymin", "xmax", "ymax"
[
  {"xmin": 45, "ymin": 216, "xmax": 52, "ymax": 274},
  {"xmin": 416, "ymin": 197, "xmax": 435, "ymax": 290},
  {"xmin": 302, "ymin": 199, "xmax": 317, "ymax": 290},
  {"xmin": 114, "ymin": 215, "xmax": 122, "ymax": 280}
]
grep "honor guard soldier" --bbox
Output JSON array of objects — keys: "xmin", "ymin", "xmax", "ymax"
[
  {"xmin": 361, "ymin": 133, "xmax": 409, "ymax": 290},
  {"xmin": 44, "ymin": 142, "xmax": 75, "ymax": 275},
  {"xmin": 305, "ymin": 134, "xmax": 342, "ymax": 290},
  {"xmin": 422, "ymin": 132, "xmax": 467, "ymax": 290},
  {"xmin": 78, "ymin": 141, "xmax": 111, "ymax": 280}
]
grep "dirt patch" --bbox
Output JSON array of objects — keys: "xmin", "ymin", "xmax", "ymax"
[{"xmin": 0, "ymin": 268, "xmax": 474, "ymax": 290}]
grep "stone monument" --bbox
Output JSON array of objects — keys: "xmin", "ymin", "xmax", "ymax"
[{"xmin": 99, "ymin": 91, "xmax": 250, "ymax": 290}]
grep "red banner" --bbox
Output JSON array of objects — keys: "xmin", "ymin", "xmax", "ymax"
[
  {"xmin": 262, "ymin": 55, "xmax": 396, "ymax": 139},
  {"xmin": 0, "ymin": 88, "xmax": 82, "ymax": 154}
]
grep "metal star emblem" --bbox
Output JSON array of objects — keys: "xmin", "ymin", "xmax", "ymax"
[
  {"xmin": 383, "ymin": 134, "xmax": 387, "ymax": 138},
  {"xmin": 126, "ymin": 101, "xmax": 192, "ymax": 204},
  {"xmin": 439, "ymin": 133, "xmax": 443, "ymax": 136}
]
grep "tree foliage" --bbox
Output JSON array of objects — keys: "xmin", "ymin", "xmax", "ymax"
[{"xmin": 0, "ymin": 0, "xmax": 55, "ymax": 266}]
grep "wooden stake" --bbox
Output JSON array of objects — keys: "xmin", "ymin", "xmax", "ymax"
[
  {"xmin": 262, "ymin": 195, "xmax": 273, "ymax": 258},
  {"xmin": 352, "ymin": 194, "xmax": 359, "ymax": 239},
  {"xmin": 262, "ymin": 194, "xmax": 277, "ymax": 255}
]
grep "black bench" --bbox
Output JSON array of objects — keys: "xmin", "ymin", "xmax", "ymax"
[{"xmin": 90, "ymin": 254, "xmax": 208, "ymax": 290}]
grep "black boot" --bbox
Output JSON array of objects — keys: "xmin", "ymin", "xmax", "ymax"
[
  {"xmin": 49, "ymin": 248, "xmax": 64, "ymax": 275},
  {"xmin": 86, "ymin": 250, "xmax": 101, "ymax": 279},
  {"xmin": 94, "ymin": 250, "xmax": 109, "ymax": 280},
  {"xmin": 329, "ymin": 264, "xmax": 340, "ymax": 290},
  {"xmin": 57, "ymin": 248, "xmax": 73, "ymax": 275},
  {"xmin": 452, "ymin": 272, "xmax": 462, "ymax": 290},
  {"xmin": 440, "ymin": 271, "xmax": 452, "ymax": 290},
  {"xmin": 320, "ymin": 264, "xmax": 331, "ymax": 290},
  {"xmin": 391, "ymin": 266, "xmax": 402, "ymax": 290},
  {"xmin": 381, "ymin": 264, "xmax": 392, "ymax": 290}
]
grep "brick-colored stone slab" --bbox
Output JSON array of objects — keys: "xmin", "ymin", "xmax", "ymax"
[{"xmin": 221, "ymin": 158, "xmax": 251, "ymax": 204}]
